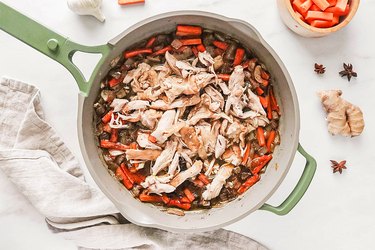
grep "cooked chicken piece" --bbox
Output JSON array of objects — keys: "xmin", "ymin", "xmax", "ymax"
[
  {"xmin": 215, "ymin": 134, "xmax": 227, "ymax": 158},
  {"xmin": 165, "ymin": 51, "xmax": 182, "ymax": 76},
  {"xmin": 123, "ymin": 69, "xmax": 134, "ymax": 84},
  {"xmin": 205, "ymin": 85, "xmax": 225, "ymax": 110},
  {"xmin": 122, "ymin": 100, "xmax": 150, "ymax": 113},
  {"xmin": 109, "ymin": 111, "xmax": 141, "ymax": 128},
  {"xmin": 204, "ymin": 159, "xmax": 217, "ymax": 176},
  {"xmin": 130, "ymin": 63, "xmax": 153, "ymax": 92},
  {"xmin": 110, "ymin": 99, "xmax": 128, "ymax": 112},
  {"xmin": 198, "ymin": 51, "xmax": 215, "ymax": 67},
  {"xmin": 150, "ymin": 94, "xmax": 200, "ymax": 110},
  {"xmin": 222, "ymin": 145, "xmax": 242, "ymax": 166},
  {"xmin": 125, "ymin": 149, "xmax": 161, "ymax": 161},
  {"xmin": 216, "ymin": 79, "xmax": 231, "ymax": 95},
  {"xmin": 151, "ymin": 109, "xmax": 176, "ymax": 143},
  {"xmin": 202, "ymin": 164, "xmax": 234, "ymax": 200},
  {"xmin": 193, "ymin": 72, "xmax": 215, "ymax": 89},
  {"xmin": 220, "ymin": 119, "xmax": 229, "ymax": 135},
  {"xmin": 168, "ymin": 152, "xmax": 180, "ymax": 176},
  {"xmin": 108, "ymin": 149, "xmax": 125, "ymax": 157},
  {"xmin": 213, "ymin": 55, "xmax": 224, "ymax": 71},
  {"xmin": 226, "ymin": 121, "xmax": 242, "ymax": 141},
  {"xmin": 228, "ymin": 65, "xmax": 245, "ymax": 90},
  {"xmin": 163, "ymin": 76, "xmax": 199, "ymax": 102},
  {"xmin": 137, "ymin": 86, "xmax": 164, "ymax": 101},
  {"xmin": 151, "ymin": 140, "xmax": 178, "ymax": 175},
  {"xmin": 140, "ymin": 109, "xmax": 162, "ymax": 129},
  {"xmin": 225, "ymin": 83, "xmax": 245, "ymax": 115},
  {"xmin": 180, "ymin": 127, "xmax": 207, "ymax": 159},
  {"xmin": 247, "ymin": 89, "xmax": 266, "ymax": 116},
  {"xmin": 153, "ymin": 64, "xmax": 172, "ymax": 85},
  {"xmin": 196, "ymin": 121, "xmax": 220, "ymax": 156},
  {"xmin": 170, "ymin": 160, "xmax": 203, "ymax": 188},
  {"xmin": 141, "ymin": 175, "xmax": 175, "ymax": 195},
  {"xmin": 136, "ymin": 133, "xmax": 162, "ymax": 150},
  {"xmin": 162, "ymin": 121, "xmax": 187, "ymax": 138},
  {"xmin": 175, "ymin": 60, "xmax": 206, "ymax": 78}
]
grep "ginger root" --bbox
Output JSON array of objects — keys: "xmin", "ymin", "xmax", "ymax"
[{"xmin": 318, "ymin": 90, "xmax": 364, "ymax": 137}]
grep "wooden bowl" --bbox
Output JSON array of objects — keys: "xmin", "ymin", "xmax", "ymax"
[{"xmin": 277, "ymin": 0, "xmax": 360, "ymax": 37}]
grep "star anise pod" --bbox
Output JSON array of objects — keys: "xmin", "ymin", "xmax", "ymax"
[
  {"xmin": 330, "ymin": 160, "xmax": 347, "ymax": 174},
  {"xmin": 339, "ymin": 63, "xmax": 357, "ymax": 81},
  {"xmin": 314, "ymin": 63, "xmax": 326, "ymax": 74}
]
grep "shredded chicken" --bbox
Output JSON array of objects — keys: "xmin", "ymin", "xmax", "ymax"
[{"xmin": 202, "ymin": 164, "xmax": 234, "ymax": 200}]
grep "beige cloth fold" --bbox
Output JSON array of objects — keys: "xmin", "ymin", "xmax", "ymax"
[{"xmin": 0, "ymin": 77, "xmax": 268, "ymax": 250}]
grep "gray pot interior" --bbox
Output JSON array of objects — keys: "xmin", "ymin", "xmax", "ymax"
[{"xmin": 78, "ymin": 11, "xmax": 300, "ymax": 232}]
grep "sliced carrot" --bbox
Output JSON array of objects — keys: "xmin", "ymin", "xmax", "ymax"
[
  {"xmin": 212, "ymin": 40, "xmax": 229, "ymax": 50},
  {"xmin": 167, "ymin": 199, "xmax": 191, "ymax": 210},
  {"xmin": 198, "ymin": 173, "xmax": 210, "ymax": 185},
  {"xmin": 269, "ymin": 87, "xmax": 280, "ymax": 113},
  {"xmin": 196, "ymin": 44, "xmax": 206, "ymax": 52},
  {"xmin": 233, "ymin": 48, "xmax": 245, "ymax": 66},
  {"xmin": 255, "ymin": 87, "xmax": 264, "ymax": 95},
  {"xmin": 251, "ymin": 155, "xmax": 273, "ymax": 175},
  {"xmin": 183, "ymin": 188, "xmax": 195, "ymax": 202},
  {"xmin": 217, "ymin": 74, "xmax": 230, "ymax": 82},
  {"xmin": 101, "ymin": 110, "xmax": 113, "ymax": 124},
  {"xmin": 293, "ymin": 0, "xmax": 308, "ymax": 16},
  {"xmin": 120, "ymin": 163, "xmax": 145, "ymax": 184},
  {"xmin": 180, "ymin": 196, "xmax": 191, "ymax": 203},
  {"xmin": 180, "ymin": 38, "xmax": 202, "ymax": 46},
  {"xmin": 152, "ymin": 45, "xmax": 173, "ymax": 56},
  {"xmin": 261, "ymin": 70, "xmax": 270, "ymax": 80},
  {"xmin": 108, "ymin": 77, "xmax": 122, "ymax": 88},
  {"xmin": 335, "ymin": 0, "xmax": 348, "ymax": 12},
  {"xmin": 148, "ymin": 134, "xmax": 157, "ymax": 143},
  {"xmin": 309, "ymin": 4, "xmax": 321, "ymax": 10},
  {"xmin": 266, "ymin": 130, "xmax": 276, "ymax": 152},
  {"xmin": 124, "ymin": 48, "xmax": 152, "ymax": 59},
  {"xmin": 139, "ymin": 193, "xmax": 164, "ymax": 203},
  {"xmin": 110, "ymin": 128, "xmax": 118, "ymax": 143},
  {"xmin": 305, "ymin": 11, "xmax": 334, "ymax": 21},
  {"xmin": 325, "ymin": 4, "xmax": 349, "ymax": 15},
  {"xmin": 145, "ymin": 36, "xmax": 156, "ymax": 48},
  {"xmin": 161, "ymin": 194, "xmax": 170, "ymax": 204},
  {"xmin": 300, "ymin": 0, "xmax": 313, "ymax": 13},
  {"xmin": 327, "ymin": 0, "xmax": 337, "ymax": 6},
  {"xmin": 311, "ymin": 0, "xmax": 330, "ymax": 11},
  {"xmin": 118, "ymin": 0, "xmax": 145, "ymax": 5},
  {"xmin": 256, "ymin": 127, "xmax": 266, "ymax": 147},
  {"xmin": 100, "ymin": 140, "xmax": 130, "ymax": 151},
  {"xmin": 116, "ymin": 167, "xmax": 133, "ymax": 189},
  {"xmin": 259, "ymin": 96, "xmax": 268, "ymax": 108},
  {"xmin": 242, "ymin": 60, "xmax": 250, "ymax": 69},
  {"xmin": 242, "ymin": 142, "xmax": 251, "ymax": 165},
  {"xmin": 310, "ymin": 19, "xmax": 336, "ymax": 28},
  {"xmin": 237, "ymin": 175, "xmax": 260, "ymax": 194},
  {"xmin": 176, "ymin": 25, "xmax": 202, "ymax": 36}
]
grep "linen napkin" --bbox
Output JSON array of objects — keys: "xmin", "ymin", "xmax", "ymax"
[{"xmin": 0, "ymin": 77, "xmax": 268, "ymax": 250}]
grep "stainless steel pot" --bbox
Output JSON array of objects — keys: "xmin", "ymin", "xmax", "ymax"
[{"xmin": 0, "ymin": 2, "xmax": 317, "ymax": 232}]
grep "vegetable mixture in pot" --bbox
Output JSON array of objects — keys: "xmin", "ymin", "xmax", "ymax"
[{"xmin": 94, "ymin": 25, "xmax": 281, "ymax": 214}]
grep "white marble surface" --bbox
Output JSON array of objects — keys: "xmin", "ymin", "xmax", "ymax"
[{"xmin": 0, "ymin": 0, "xmax": 374, "ymax": 249}]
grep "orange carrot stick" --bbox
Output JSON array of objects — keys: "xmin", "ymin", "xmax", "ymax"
[
  {"xmin": 124, "ymin": 48, "xmax": 152, "ymax": 59},
  {"xmin": 152, "ymin": 45, "xmax": 173, "ymax": 56},
  {"xmin": 256, "ymin": 127, "xmax": 266, "ymax": 147},
  {"xmin": 251, "ymin": 155, "xmax": 273, "ymax": 175},
  {"xmin": 309, "ymin": 4, "xmax": 321, "ymax": 11},
  {"xmin": 167, "ymin": 199, "xmax": 191, "ymax": 210},
  {"xmin": 139, "ymin": 193, "xmax": 164, "ymax": 203},
  {"xmin": 255, "ymin": 87, "xmax": 264, "ymax": 95},
  {"xmin": 148, "ymin": 134, "xmax": 157, "ymax": 143},
  {"xmin": 145, "ymin": 36, "xmax": 156, "ymax": 48},
  {"xmin": 176, "ymin": 25, "xmax": 202, "ymax": 36},
  {"xmin": 183, "ymin": 188, "xmax": 195, "ymax": 202},
  {"xmin": 242, "ymin": 143, "xmax": 251, "ymax": 165},
  {"xmin": 180, "ymin": 196, "xmax": 191, "ymax": 203},
  {"xmin": 266, "ymin": 130, "xmax": 276, "ymax": 152},
  {"xmin": 212, "ymin": 40, "xmax": 229, "ymax": 50},
  {"xmin": 233, "ymin": 48, "xmax": 245, "ymax": 66},
  {"xmin": 180, "ymin": 38, "xmax": 202, "ymax": 46},
  {"xmin": 335, "ymin": 0, "xmax": 348, "ymax": 12},
  {"xmin": 267, "ymin": 98, "xmax": 273, "ymax": 119},
  {"xmin": 192, "ymin": 179, "xmax": 205, "ymax": 188},
  {"xmin": 198, "ymin": 173, "xmax": 210, "ymax": 185},
  {"xmin": 269, "ymin": 87, "xmax": 280, "ymax": 113},
  {"xmin": 196, "ymin": 44, "xmax": 206, "ymax": 52},
  {"xmin": 108, "ymin": 77, "xmax": 122, "ymax": 88},
  {"xmin": 311, "ymin": 0, "xmax": 330, "ymax": 11},
  {"xmin": 116, "ymin": 167, "xmax": 133, "ymax": 189},
  {"xmin": 325, "ymin": 4, "xmax": 349, "ymax": 15},
  {"xmin": 101, "ymin": 110, "xmax": 113, "ymax": 124},
  {"xmin": 305, "ymin": 11, "xmax": 334, "ymax": 21},
  {"xmin": 259, "ymin": 96, "xmax": 268, "ymax": 109},
  {"xmin": 237, "ymin": 175, "xmax": 260, "ymax": 194}
]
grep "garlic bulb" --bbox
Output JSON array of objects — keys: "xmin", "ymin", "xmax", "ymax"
[{"xmin": 67, "ymin": 0, "xmax": 105, "ymax": 22}]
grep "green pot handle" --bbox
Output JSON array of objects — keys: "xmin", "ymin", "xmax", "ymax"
[
  {"xmin": 0, "ymin": 2, "xmax": 111, "ymax": 96},
  {"xmin": 260, "ymin": 143, "xmax": 317, "ymax": 215}
]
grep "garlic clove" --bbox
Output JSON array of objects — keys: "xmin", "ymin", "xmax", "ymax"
[{"xmin": 67, "ymin": 0, "xmax": 106, "ymax": 22}]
